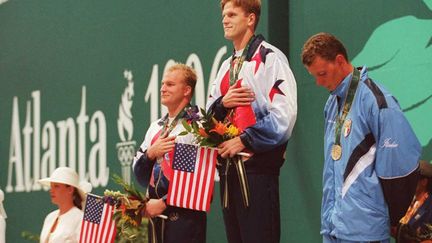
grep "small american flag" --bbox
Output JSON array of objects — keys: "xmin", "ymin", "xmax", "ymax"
[
  {"xmin": 167, "ymin": 143, "xmax": 217, "ymax": 211},
  {"xmin": 79, "ymin": 194, "xmax": 116, "ymax": 243}
]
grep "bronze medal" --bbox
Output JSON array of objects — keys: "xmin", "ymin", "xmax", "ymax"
[{"xmin": 331, "ymin": 144, "xmax": 342, "ymax": 160}]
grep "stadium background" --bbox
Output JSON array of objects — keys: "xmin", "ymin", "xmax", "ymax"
[{"xmin": 0, "ymin": 0, "xmax": 430, "ymax": 242}]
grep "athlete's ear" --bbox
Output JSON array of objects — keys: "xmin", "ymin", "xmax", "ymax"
[
  {"xmin": 184, "ymin": 85, "xmax": 192, "ymax": 97},
  {"xmin": 247, "ymin": 13, "xmax": 256, "ymax": 28},
  {"xmin": 335, "ymin": 54, "xmax": 348, "ymax": 66}
]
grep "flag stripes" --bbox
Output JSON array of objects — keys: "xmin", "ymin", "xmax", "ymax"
[
  {"xmin": 79, "ymin": 193, "xmax": 116, "ymax": 243},
  {"xmin": 167, "ymin": 143, "xmax": 217, "ymax": 211}
]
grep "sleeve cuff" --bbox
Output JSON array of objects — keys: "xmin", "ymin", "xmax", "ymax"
[
  {"xmin": 208, "ymin": 96, "xmax": 228, "ymax": 121},
  {"xmin": 240, "ymin": 132, "xmax": 254, "ymax": 151},
  {"xmin": 162, "ymin": 195, "xmax": 167, "ymax": 204}
]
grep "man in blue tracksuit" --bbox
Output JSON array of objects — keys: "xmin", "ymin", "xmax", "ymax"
[{"xmin": 301, "ymin": 32, "xmax": 421, "ymax": 242}]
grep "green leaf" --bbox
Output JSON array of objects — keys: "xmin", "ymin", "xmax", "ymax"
[
  {"xmin": 181, "ymin": 120, "xmax": 192, "ymax": 132},
  {"xmin": 192, "ymin": 121, "xmax": 199, "ymax": 132},
  {"xmin": 200, "ymin": 141, "xmax": 210, "ymax": 147},
  {"xmin": 178, "ymin": 131, "xmax": 189, "ymax": 136},
  {"xmin": 111, "ymin": 174, "xmax": 144, "ymax": 201},
  {"xmin": 200, "ymin": 107, "xmax": 207, "ymax": 116},
  {"xmin": 21, "ymin": 231, "xmax": 40, "ymax": 242}
]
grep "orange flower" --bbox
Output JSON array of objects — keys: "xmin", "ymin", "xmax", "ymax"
[
  {"xmin": 120, "ymin": 203, "xmax": 127, "ymax": 215},
  {"xmin": 210, "ymin": 121, "xmax": 227, "ymax": 135},
  {"xmin": 198, "ymin": 128, "xmax": 209, "ymax": 138}
]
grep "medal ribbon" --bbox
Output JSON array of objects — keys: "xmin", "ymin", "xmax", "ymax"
[
  {"xmin": 154, "ymin": 104, "xmax": 192, "ymax": 167},
  {"xmin": 334, "ymin": 68, "xmax": 360, "ymax": 147},
  {"xmin": 160, "ymin": 104, "xmax": 192, "ymax": 136},
  {"xmin": 223, "ymin": 37, "xmax": 255, "ymax": 209},
  {"xmin": 229, "ymin": 36, "xmax": 254, "ymax": 85}
]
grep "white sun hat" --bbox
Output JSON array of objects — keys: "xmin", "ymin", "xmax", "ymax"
[
  {"xmin": 0, "ymin": 189, "xmax": 6, "ymax": 219},
  {"xmin": 38, "ymin": 167, "xmax": 92, "ymax": 204}
]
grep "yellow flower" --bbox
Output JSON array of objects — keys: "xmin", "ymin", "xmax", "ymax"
[
  {"xmin": 226, "ymin": 124, "xmax": 240, "ymax": 137},
  {"xmin": 125, "ymin": 198, "xmax": 141, "ymax": 209},
  {"xmin": 130, "ymin": 218, "xmax": 139, "ymax": 227},
  {"xmin": 122, "ymin": 214, "xmax": 133, "ymax": 223}
]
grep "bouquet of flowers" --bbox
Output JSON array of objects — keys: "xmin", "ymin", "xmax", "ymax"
[
  {"xmin": 180, "ymin": 107, "xmax": 250, "ymax": 208},
  {"xmin": 179, "ymin": 107, "xmax": 240, "ymax": 147},
  {"xmin": 397, "ymin": 177, "xmax": 432, "ymax": 242},
  {"xmin": 104, "ymin": 175, "xmax": 148, "ymax": 242}
]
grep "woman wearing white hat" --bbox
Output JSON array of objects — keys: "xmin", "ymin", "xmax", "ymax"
[
  {"xmin": 38, "ymin": 167, "xmax": 92, "ymax": 243},
  {"xmin": 0, "ymin": 189, "xmax": 6, "ymax": 243}
]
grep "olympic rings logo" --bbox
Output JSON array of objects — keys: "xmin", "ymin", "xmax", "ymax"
[{"xmin": 117, "ymin": 144, "xmax": 135, "ymax": 165}]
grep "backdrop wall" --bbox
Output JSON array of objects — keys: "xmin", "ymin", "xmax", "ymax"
[{"xmin": 0, "ymin": 0, "xmax": 430, "ymax": 242}]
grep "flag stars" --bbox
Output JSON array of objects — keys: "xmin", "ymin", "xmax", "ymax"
[
  {"xmin": 172, "ymin": 143, "xmax": 197, "ymax": 173},
  {"xmin": 83, "ymin": 195, "xmax": 104, "ymax": 224}
]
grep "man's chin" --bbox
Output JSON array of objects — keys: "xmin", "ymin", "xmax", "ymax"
[
  {"xmin": 161, "ymin": 98, "xmax": 168, "ymax": 105},
  {"xmin": 224, "ymin": 33, "xmax": 234, "ymax": 40}
]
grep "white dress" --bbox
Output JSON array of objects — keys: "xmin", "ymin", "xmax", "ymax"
[
  {"xmin": 0, "ymin": 216, "xmax": 5, "ymax": 243},
  {"xmin": 40, "ymin": 207, "xmax": 83, "ymax": 243}
]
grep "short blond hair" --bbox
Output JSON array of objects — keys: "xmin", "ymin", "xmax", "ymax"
[{"xmin": 167, "ymin": 63, "xmax": 197, "ymax": 96}]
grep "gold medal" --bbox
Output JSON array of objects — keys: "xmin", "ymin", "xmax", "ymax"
[
  {"xmin": 331, "ymin": 69, "xmax": 360, "ymax": 161},
  {"xmin": 344, "ymin": 119, "xmax": 352, "ymax": 137},
  {"xmin": 331, "ymin": 144, "xmax": 342, "ymax": 160}
]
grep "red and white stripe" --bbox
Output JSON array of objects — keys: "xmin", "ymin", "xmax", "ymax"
[
  {"xmin": 167, "ymin": 146, "xmax": 217, "ymax": 211},
  {"xmin": 79, "ymin": 198, "xmax": 116, "ymax": 243}
]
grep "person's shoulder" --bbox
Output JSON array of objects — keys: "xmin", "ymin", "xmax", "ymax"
[
  {"xmin": 358, "ymin": 76, "xmax": 395, "ymax": 110},
  {"xmin": 324, "ymin": 95, "xmax": 335, "ymax": 109},
  {"xmin": 260, "ymin": 41, "xmax": 282, "ymax": 53},
  {"xmin": 219, "ymin": 57, "xmax": 231, "ymax": 70},
  {"xmin": 48, "ymin": 209, "xmax": 60, "ymax": 216},
  {"xmin": 259, "ymin": 41, "xmax": 289, "ymax": 65},
  {"xmin": 354, "ymin": 68, "xmax": 383, "ymax": 107},
  {"xmin": 148, "ymin": 117, "xmax": 165, "ymax": 129},
  {"xmin": 53, "ymin": 207, "xmax": 83, "ymax": 229},
  {"xmin": 69, "ymin": 206, "xmax": 83, "ymax": 214},
  {"xmin": 63, "ymin": 207, "xmax": 83, "ymax": 221},
  {"xmin": 150, "ymin": 118, "xmax": 163, "ymax": 126},
  {"xmin": 44, "ymin": 209, "xmax": 60, "ymax": 221}
]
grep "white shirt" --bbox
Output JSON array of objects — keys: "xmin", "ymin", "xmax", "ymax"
[
  {"xmin": 0, "ymin": 216, "xmax": 5, "ymax": 243},
  {"xmin": 40, "ymin": 207, "xmax": 83, "ymax": 243}
]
